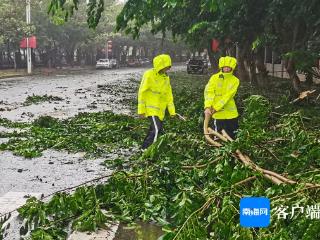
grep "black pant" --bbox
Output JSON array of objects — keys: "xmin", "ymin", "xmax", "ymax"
[
  {"xmin": 210, "ymin": 118, "xmax": 239, "ymax": 140},
  {"xmin": 142, "ymin": 116, "xmax": 163, "ymax": 149}
]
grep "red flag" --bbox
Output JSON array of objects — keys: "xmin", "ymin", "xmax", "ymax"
[
  {"xmin": 20, "ymin": 36, "xmax": 37, "ymax": 49},
  {"xmin": 211, "ymin": 39, "xmax": 220, "ymax": 52},
  {"xmin": 20, "ymin": 38, "xmax": 27, "ymax": 48},
  {"xmin": 29, "ymin": 36, "xmax": 37, "ymax": 48}
]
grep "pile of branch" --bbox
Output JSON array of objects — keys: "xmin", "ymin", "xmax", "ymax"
[{"xmin": 203, "ymin": 114, "xmax": 320, "ymax": 187}]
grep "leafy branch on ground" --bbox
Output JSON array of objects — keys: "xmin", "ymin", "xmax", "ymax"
[
  {"xmin": 23, "ymin": 94, "xmax": 64, "ymax": 106},
  {"xmin": 1, "ymin": 73, "xmax": 320, "ymax": 239}
]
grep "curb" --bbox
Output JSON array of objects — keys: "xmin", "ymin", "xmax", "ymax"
[{"xmin": 0, "ymin": 74, "xmax": 26, "ymax": 80}]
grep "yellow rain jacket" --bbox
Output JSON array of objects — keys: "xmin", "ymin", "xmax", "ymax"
[
  {"xmin": 204, "ymin": 56, "xmax": 239, "ymax": 119},
  {"xmin": 138, "ymin": 54, "xmax": 175, "ymax": 121}
]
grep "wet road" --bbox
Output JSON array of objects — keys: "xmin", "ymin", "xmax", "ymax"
[
  {"xmin": 0, "ymin": 67, "xmax": 147, "ymax": 122},
  {"xmin": 0, "ymin": 65, "xmax": 184, "ymax": 196},
  {"xmin": 0, "ymin": 66, "xmax": 183, "ymax": 239},
  {"xmin": 0, "ymin": 67, "xmax": 151, "ymax": 198}
]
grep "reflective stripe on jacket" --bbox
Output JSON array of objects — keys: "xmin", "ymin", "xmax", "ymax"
[{"xmin": 138, "ymin": 54, "xmax": 175, "ymax": 120}]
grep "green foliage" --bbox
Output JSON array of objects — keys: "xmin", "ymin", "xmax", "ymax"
[
  {"xmin": 3, "ymin": 73, "xmax": 320, "ymax": 239},
  {"xmin": 0, "ymin": 118, "xmax": 29, "ymax": 129},
  {"xmin": 115, "ymin": 0, "xmax": 271, "ymax": 54},
  {"xmin": 23, "ymin": 95, "xmax": 64, "ymax": 106},
  {"xmin": 236, "ymin": 95, "xmax": 272, "ymax": 148},
  {"xmin": 18, "ymin": 187, "xmax": 111, "ymax": 239},
  {"xmin": 48, "ymin": 0, "xmax": 106, "ymax": 29},
  {"xmin": 0, "ymin": 111, "xmax": 145, "ymax": 158},
  {"xmin": 30, "ymin": 228, "xmax": 67, "ymax": 240},
  {"xmin": 33, "ymin": 116, "xmax": 60, "ymax": 128},
  {"xmin": 116, "ymin": 0, "xmax": 215, "ymax": 46},
  {"xmin": 242, "ymin": 95, "xmax": 271, "ymax": 128},
  {"xmin": 284, "ymin": 51, "xmax": 320, "ymax": 79}
]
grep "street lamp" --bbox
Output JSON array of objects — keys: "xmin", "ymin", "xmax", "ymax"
[{"xmin": 26, "ymin": 0, "xmax": 32, "ymax": 74}]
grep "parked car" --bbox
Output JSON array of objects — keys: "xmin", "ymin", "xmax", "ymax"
[
  {"xmin": 127, "ymin": 58, "xmax": 141, "ymax": 67},
  {"xmin": 96, "ymin": 59, "xmax": 112, "ymax": 69},
  {"xmin": 110, "ymin": 59, "xmax": 119, "ymax": 68},
  {"xmin": 140, "ymin": 58, "xmax": 151, "ymax": 66},
  {"xmin": 187, "ymin": 58, "xmax": 208, "ymax": 74}
]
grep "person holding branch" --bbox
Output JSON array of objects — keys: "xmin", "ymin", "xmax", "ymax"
[
  {"xmin": 204, "ymin": 56, "xmax": 240, "ymax": 140},
  {"xmin": 138, "ymin": 54, "xmax": 176, "ymax": 149}
]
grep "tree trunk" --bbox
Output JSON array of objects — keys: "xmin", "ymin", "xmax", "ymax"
[
  {"xmin": 248, "ymin": 54, "xmax": 258, "ymax": 86},
  {"xmin": 305, "ymin": 72, "xmax": 313, "ymax": 88},
  {"xmin": 13, "ymin": 53, "xmax": 17, "ymax": 71},
  {"xmin": 47, "ymin": 49, "xmax": 52, "ymax": 68},
  {"xmin": 255, "ymin": 48, "xmax": 269, "ymax": 86},
  {"xmin": 132, "ymin": 46, "xmax": 137, "ymax": 58},
  {"xmin": 237, "ymin": 46, "xmax": 250, "ymax": 81},
  {"xmin": 284, "ymin": 57, "xmax": 301, "ymax": 93},
  {"xmin": 66, "ymin": 51, "xmax": 73, "ymax": 66},
  {"xmin": 207, "ymin": 41, "xmax": 218, "ymax": 71}
]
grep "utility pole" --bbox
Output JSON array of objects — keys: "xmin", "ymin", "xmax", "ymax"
[{"xmin": 26, "ymin": 0, "xmax": 32, "ymax": 74}]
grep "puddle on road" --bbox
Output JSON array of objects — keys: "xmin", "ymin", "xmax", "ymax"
[{"xmin": 114, "ymin": 221, "xmax": 164, "ymax": 240}]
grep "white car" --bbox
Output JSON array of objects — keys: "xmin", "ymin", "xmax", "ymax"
[
  {"xmin": 140, "ymin": 58, "xmax": 151, "ymax": 66},
  {"xmin": 96, "ymin": 59, "xmax": 112, "ymax": 69}
]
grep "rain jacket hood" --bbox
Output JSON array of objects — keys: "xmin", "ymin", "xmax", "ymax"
[
  {"xmin": 138, "ymin": 54, "xmax": 175, "ymax": 121},
  {"xmin": 153, "ymin": 54, "xmax": 172, "ymax": 73},
  {"xmin": 218, "ymin": 56, "xmax": 237, "ymax": 76}
]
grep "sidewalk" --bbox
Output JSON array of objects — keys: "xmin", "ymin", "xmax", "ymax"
[
  {"xmin": 0, "ymin": 66, "xmax": 94, "ymax": 80},
  {"xmin": 0, "ymin": 69, "xmax": 25, "ymax": 79}
]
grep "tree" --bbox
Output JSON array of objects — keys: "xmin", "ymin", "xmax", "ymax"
[
  {"xmin": 116, "ymin": 0, "xmax": 320, "ymax": 91},
  {"xmin": 0, "ymin": 0, "xmax": 32, "ymax": 68},
  {"xmin": 45, "ymin": 0, "xmax": 320, "ymax": 92},
  {"xmin": 30, "ymin": 0, "xmax": 117, "ymax": 67},
  {"xmin": 264, "ymin": 0, "xmax": 320, "ymax": 92},
  {"xmin": 115, "ymin": 0, "xmax": 271, "ymax": 82}
]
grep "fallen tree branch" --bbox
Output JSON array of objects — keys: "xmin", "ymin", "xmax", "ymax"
[
  {"xmin": 290, "ymin": 90, "xmax": 316, "ymax": 104},
  {"xmin": 204, "ymin": 135, "xmax": 223, "ymax": 147},
  {"xmin": 0, "ymin": 170, "xmax": 152, "ymax": 219},
  {"xmin": 275, "ymin": 90, "xmax": 317, "ymax": 109},
  {"xmin": 256, "ymin": 144, "xmax": 281, "ymax": 161},
  {"xmin": 207, "ymin": 127, "xmax": 228, "ymax": 142},
  {"xmin": 203, "ymin": 119, "xmax": 320, "ymax": 187},
  {"xmin": 236, "ymin": 150, "xmax": 320, "ymax": 187},
  {"xmin": 271, "ymin": 185, "xmax": 320, "ymax": 200},
  {"xmin": 182, "ymin": 158, "xmax": 221, "ymax": 170},
  {"xmin": 262, "ymin": 138, "xmax": 287, "ymax": 144},
  {"xmin": 173, "ymin": 194, "xmax": 216, "ymax": 240},
  {"xmin": 264, "ymin": 174, "xmax": 284, "ymax": 185},
  {"xmin": 271, "ymin": 112, "xmax": 311, "ymax": 121},
  {"xmin": 233, "ymin": 176, "xmax": 257, "ymax": 187},
  {"xmin": 221, "ymin": 129, "xmax": 234, "ymax": 142},
  {"xmin": 203, "ymin": 114, "xmax": 222, "ymax": 147}
]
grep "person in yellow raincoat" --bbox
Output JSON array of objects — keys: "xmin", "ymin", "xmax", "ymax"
[
  {"xmin": 204, "ymin": 56, "xmax": 240, "ymax": 139},
  {"xmin": 138, "ymin": 54, "xmax": 176, "ymax": 149}
]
